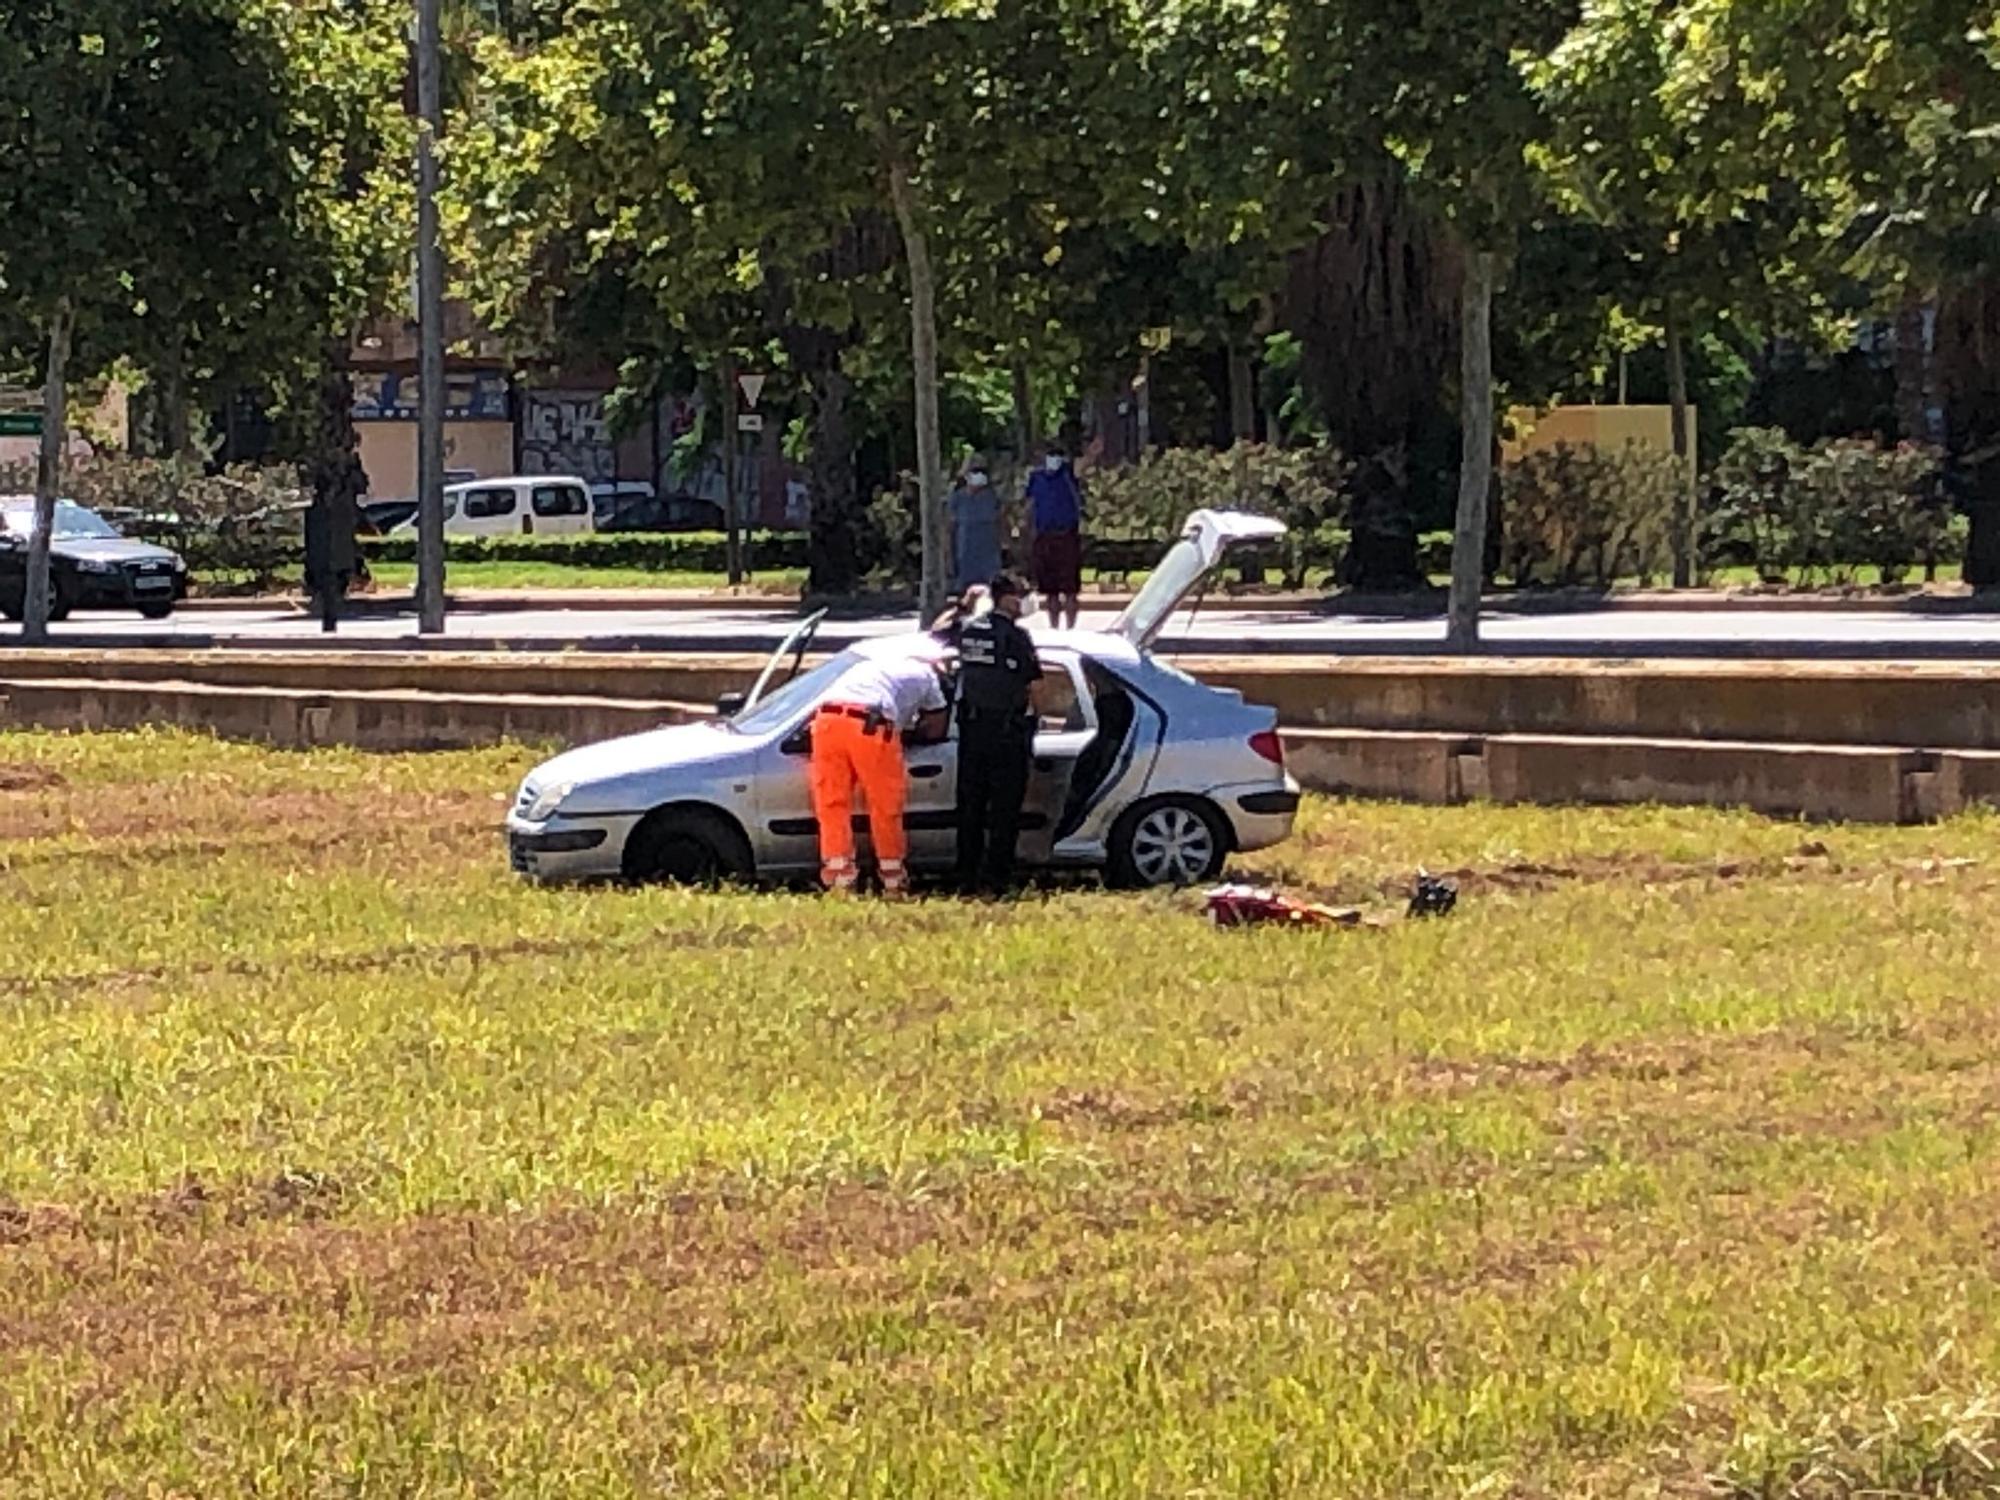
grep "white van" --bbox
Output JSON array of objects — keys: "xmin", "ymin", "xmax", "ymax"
[{"xmin": 392, "ymin": 476, "xmax": 597, "ymax": 539}]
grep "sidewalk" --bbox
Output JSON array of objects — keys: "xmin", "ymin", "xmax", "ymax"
[{"xmin": 181, "ymin": 583, "xmax": 2000, "ymax": 618}]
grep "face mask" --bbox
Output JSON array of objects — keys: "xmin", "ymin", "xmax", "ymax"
[
  {"xmin": 968, "ymin": 471, "xmax": 988, "ymax": 488},
  {"xmin": 1044, "ymin": 456, "xmax": 1063, "ymax": 473}
]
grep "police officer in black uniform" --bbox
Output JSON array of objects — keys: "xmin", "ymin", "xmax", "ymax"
[{"xmin": 954, "ymin": 572, "xmax": 1042, "ymax": 894}]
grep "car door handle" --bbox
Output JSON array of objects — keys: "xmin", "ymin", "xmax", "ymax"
[{"xmin": 910, "ymin": 764, "xmax": 946, "ymax": 780}]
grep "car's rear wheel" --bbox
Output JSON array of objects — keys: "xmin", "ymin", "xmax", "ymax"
[
  {"xmin": 1108, "ymin": 796, "xmax": 1229, "ymax": 890},
  {"xmin": 623, "ymin": 806, "xmax": 752, "ymax": 886},
  {"xmin": 137, "ymin": 601, "xmax": 174, "ymax": 620}
]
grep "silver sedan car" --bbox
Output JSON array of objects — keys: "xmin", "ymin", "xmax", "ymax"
[{"xmin": 506, "ymin": 511, "xmax": 1303, "ymax": 889}]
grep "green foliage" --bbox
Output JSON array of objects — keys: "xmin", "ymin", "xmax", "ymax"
[
  {"xmin": 359, "ymin": 530, "xmax": 812, "ymax": 574},
  {"xmin": 1500, "ymin": 441, "xmax": 1683, "ymax": 588},
  {"xmin": 0, "ymin": 0, "xmax": 408, "ymax": 421},
  {"xmin": 1085, "ymin": 444, "xmax": 1351, "ymax": 587},
  {"xmin": 1708, "ymin": 428, "xmax": 1954, "ymax": 585}
]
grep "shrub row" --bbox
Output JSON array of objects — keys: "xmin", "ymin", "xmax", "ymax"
[
  {"xmin": 358, "ymin": 530, "xmax": 812, "ymax": 572},
  {"xmin": 1501, "ymin": 441, "xmax": 1683, "ymax": 587},
  {"xmin": 1498, "ymin": 432, "xmax": 1958, "ymax": 589},
  {"xmin": 1707, "ymin": 428, "xmax": 1956, "ymax": 584}
]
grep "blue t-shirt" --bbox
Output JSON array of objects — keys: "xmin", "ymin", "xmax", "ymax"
[{"xmin": 1027, "ymin": 466, "xmax": 1081, "ymax": 532}]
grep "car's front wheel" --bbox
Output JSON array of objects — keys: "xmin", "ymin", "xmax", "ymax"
[
  {"xmin": 1108, "ymin": 796, "xmax": 1229, "ymax": 890},
  {"xmin": 622, "ymin": 806, "xmax": 753, "ymax": 885}
]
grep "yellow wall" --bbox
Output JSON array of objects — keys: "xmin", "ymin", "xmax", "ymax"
[
  {"xmin": 1502, "ymin": 404, "xmax": 1697, "ymax": 466},
  {"xmin": 358, "ymin": 422, "xmax": 515, "ymax": 499}
]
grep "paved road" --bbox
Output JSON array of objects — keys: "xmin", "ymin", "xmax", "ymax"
[{"xmin": 29, "ymin": 600, "xmax": 2000, "ymax": 659}]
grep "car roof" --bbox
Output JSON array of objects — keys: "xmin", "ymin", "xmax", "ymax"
[
  {"xmin": 445, "ymin": 475, "xmax": 590, "ymax": 492},
  {"xmin": 848, "ymin": 626, "xmax": 1143, "ymax": 668}
]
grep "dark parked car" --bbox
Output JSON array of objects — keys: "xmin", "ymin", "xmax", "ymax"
[
  {"xmin": 0, "ymin": 498, "xmax": 189, "ymax": 621},
  {"xmin": 596, "ymin": 492, "xmax": 727, "ymax": 534}
]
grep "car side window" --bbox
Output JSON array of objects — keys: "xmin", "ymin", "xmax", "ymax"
[
  {"xmin": 533, "ymin": 484, "xmax": 588, "ymax": 518},
  {"xmin": 463, "ymin": 487, "xmax": 516, "ymax": 519}
]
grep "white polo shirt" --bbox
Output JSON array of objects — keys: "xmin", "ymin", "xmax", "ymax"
[{"xmin": 824, "ymin": 654, "xmax": 948, "ymax": 729}]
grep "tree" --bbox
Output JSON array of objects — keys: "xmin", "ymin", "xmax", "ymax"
[
  {"xmin": 457, "ymin": 0, "xmax": 1149, "ymax": 613},
  {"xmin": 0, "ymin": 2, "xmax": 158, "ymax": 642},
  {"xmin": 1309, "ymin": 0, "xmax": 1577, "ymax": 644},
  {"xmin": 1528, "ymin": 0, "xmax": 1847, "ymax": 586},
  {"xmin": 0, "ymin": 0, "xmax": 409, "ymax": 641}
]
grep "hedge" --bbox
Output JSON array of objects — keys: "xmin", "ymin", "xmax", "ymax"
[
  {"xmin": 359, "ymin": 530, "xmax": 811, "ymax": 572},
  {"xmin": 356, "ymin": 523, "xmax": 1453, "ymax": 584}
]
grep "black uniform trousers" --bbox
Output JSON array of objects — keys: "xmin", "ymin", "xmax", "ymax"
[{"xmin": 956, "ymin": 708, "xmax": 1033, "ymax": 889}]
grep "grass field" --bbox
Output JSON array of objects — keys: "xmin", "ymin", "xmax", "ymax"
[{"xmin": 5, "ymin": 729, "xmax": 2000, "ymax": 1496}]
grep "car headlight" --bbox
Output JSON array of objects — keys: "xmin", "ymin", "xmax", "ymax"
[
  {"xmin": 523, "ymin": 781, "xmax": 576, "ymax": 822},
  {"xmin": 77, "ymin": 558, "xmax": 119, "ymax": 574}
]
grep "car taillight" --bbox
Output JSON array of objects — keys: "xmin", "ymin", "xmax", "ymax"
[{"xmin": 1249, "ymin": 729, "xmax": 1285, "ymax": 766}]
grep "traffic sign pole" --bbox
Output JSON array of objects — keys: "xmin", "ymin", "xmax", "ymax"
[{"xmin": 721, "ymin": 358, "xmax": 742, "ymax": 586}]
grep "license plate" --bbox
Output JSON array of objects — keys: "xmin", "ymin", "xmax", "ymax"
[{"xmin": 133, "ymin": 576, "xmax": 171, "ymax": 590}]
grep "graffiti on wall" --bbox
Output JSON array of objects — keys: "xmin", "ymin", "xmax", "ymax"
[{"xmin": 521, "ymin": 390, "xmax": 615, "ymax": 481}]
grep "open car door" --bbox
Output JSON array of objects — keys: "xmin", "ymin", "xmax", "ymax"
[
  {"xmin": 1106, "ymin": 510, "xmax": 1287, "ymax": 650},
  {"xmin": 742, "ymin": 608, "xmax": 830, "ymax": 713}
]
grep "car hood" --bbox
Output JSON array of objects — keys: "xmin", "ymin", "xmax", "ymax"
[
  {"xmin": 526, "ymin": 719, "xmax": 741, "ymax": 794},
  {"xmin": 52, "ymin": 536, "xmax": 181, "ymax": 566}
]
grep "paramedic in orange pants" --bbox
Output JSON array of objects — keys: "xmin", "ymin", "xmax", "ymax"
[{"xmin": 811, "ymin": 654, "xmax": 951, "ymax": 894}]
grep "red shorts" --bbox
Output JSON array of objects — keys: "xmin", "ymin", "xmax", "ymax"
[{"xmin": 1032, "ymin": 530, "xmax": 1082, "ymax": 596}]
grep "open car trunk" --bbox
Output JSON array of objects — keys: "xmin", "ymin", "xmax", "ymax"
[{"xmin": 1106, "ymin": 509, "xmax": 1287, "ymax": 649}]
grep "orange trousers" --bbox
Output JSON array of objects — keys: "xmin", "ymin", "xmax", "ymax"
[{"xmin": 811, "ymin": 706, "xmax": 908, "ymax": 889}]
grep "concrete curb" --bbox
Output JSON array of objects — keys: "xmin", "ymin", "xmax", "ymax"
[
  {"xmin": 179, "ymin": 585, "xmax": 2000, "ymax": 620},
  {"xmin": 10, "ymin": 651, "xmax": 2000, "ymax": 751},
  {"xmin": 5, "ymin": 672, "xmax": 1998, "ymax": 825},
  {"xmin": 45, "ymin": 628, "xmax": 2000, "ymax": 663}
]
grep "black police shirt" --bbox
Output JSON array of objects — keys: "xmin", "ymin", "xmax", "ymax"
[{"xmin": 956, "ymin": 611, "xmax": 1042, "ymax": 716}]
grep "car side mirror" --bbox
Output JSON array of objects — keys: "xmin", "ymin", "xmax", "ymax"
[
  {"xmin": 714, "ymin": 691, "xmax": 747, "ymax": 719},
  {"xmin": 781, "ymin": 725, "xmax": 812, "ymax": 757}
]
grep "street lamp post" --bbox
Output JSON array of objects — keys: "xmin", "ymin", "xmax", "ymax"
[{"xmin": 414, "ymin": 0, "xmax": 446, "ymax": 635}]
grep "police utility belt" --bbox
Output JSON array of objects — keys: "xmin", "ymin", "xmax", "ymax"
[{"xmin": 820, "ymin": 702, "xmax": 897, "ymax": 738}]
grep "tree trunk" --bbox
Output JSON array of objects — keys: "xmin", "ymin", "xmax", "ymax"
[
  {"xmin": 22, "ymin": 305, "xmax": 73, "ymax": 646},
  {"xmin": 886, "ymin": 156, "xmax": 947, "ymax": 622},
  {"xmin": 158, "ymin": 343, "xmax": 193, "ymax": 459},
  {"xmin": 1010, "ymin": 356, "xmax": 1037, "ymax": 464},
  {"xmin": 806, "ymin": 366, "xmax": 860, "ymax": 595},
  {"xmin": 1665, "ymin": 298, "xmax": 1696, "ymax": 587},
  {"xmin": 1135, "ymin": 355, "xmax": 1153, "ymax": 455},
  {"xmin": 1894, "ymin": 292, "xmax": 1932, "ymax": 445},
  {"xmin": 1941, "ymin": 277, "xmax": 2000, "ymax": 589},
  {"xmin": 1446, "ymin": 252, "xmax": 1495, "ymax": 652},
  {"xmin": 1281, "ymin": 171, "xmax": 1456, "ymax": 589},
  {"xmin": 1227, "ymin": 338, "xmax": 1257, "ymax": 443},
  {"xmin": 303, "ymin": 340, "xmax": 366, "ymax": 616}
]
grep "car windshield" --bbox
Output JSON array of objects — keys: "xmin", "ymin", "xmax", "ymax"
[
  {"xmin": 728, "ymin": 651, "xmax": 858, "ymax": 736},
  {"xmin": 0, "ymin": 500, "xmax": 121, "ymax": 540}
]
